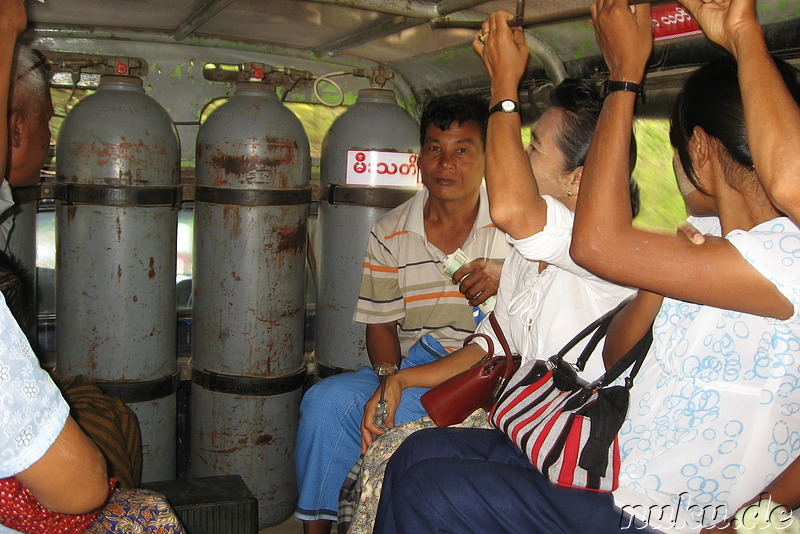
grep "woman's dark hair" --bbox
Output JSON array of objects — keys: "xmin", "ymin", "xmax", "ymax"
[
  {"xmin": 0, "ymin": 252, "xmax": 34, "ymax": 330},
  {"xmin": 419, "ymin": 94, "xmax": 489, "ymax": 147},
  {"xmin": 551, "ymin": 79, "xmax": 640, "ymax": 217},
  {"xmin": 670, "ymin": 56, "xmax": 800, "ymax": 192}
]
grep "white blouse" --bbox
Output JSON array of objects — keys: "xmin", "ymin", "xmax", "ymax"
[{"xmin": 473, "ymin": 195, "xmax": 635, "ymax": 386}]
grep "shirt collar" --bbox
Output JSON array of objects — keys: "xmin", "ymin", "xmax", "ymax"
[{"xmin": 403, "ymin": 181, "xmax": 493, "ymax": 237}]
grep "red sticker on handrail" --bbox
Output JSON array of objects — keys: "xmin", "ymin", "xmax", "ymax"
[{"xmin": 651, "ymin": 3, "xmax": 703, "ymax": 41}]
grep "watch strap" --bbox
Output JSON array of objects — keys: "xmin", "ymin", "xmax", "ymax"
[
  {"xmin": 603, "ymin": 80, "xmax": 642, "ymax": 97},
  {"xmin": 488, "ymin": 99, "xmax": 519, "ymax": 116}
]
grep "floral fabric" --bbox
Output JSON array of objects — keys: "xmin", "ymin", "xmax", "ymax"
[
  {"xmin": 338, "ymin": 410, "xmax": 492, "ymax": 534},
  {"xmin": 85, "ymin": 489, "xmax": 185, "ymax": 533}
]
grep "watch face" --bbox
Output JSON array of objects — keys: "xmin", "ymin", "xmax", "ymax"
[{"xmin": 501, "ymin": 100, "xmax": 516, "ymax": 112}]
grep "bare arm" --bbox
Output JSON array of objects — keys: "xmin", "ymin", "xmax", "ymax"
[
  {"xmin": 602, "ymin": 290, "xmax": 663, "ymax": 369},
  {"xmin": 679, "ymin": 0, "xmax": 800, "ymax": 225},
  {"xmin": 0, "ymin": 0, "xmax": 27, "ymax": 175},
  {"xmin": 0, "ymin": 2, "xmax": 108, "ymax": 516},
  {"xmin": 700, "ymin": 456, "xmax": 800, "ymax": 532},
  {"xmin": 16, "ymin": 416, "xmax": 109, "ymax": 514},
  {"xmin": 360, "ymin": 342, "xmax": 487, "ymax": 452},
  {"xmin": 473, "ymin": 12, "xmax": 548, "ymax": 240},
  {"xmin": 603, "ymin": 223, "xmax": 722, "ymax": 368},
  {"xmin": 571, "ymin": 0, "xmax": 792, "ymax": 320},
  {"xmin": 366, "ymin": 322, "xmax": 401, "ymax": 367}
]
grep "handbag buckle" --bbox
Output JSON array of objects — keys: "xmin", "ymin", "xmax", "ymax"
[{"xmin": 492, "ymin": 377, "xmax": 509, "ymax": 399}]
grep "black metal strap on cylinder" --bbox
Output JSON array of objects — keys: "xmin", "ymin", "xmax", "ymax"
[
  {"xmin": 195, "ymin": 186, "xmax": 311, "ymax": 206},
  {"xmin": 10, "ymin": 184, "xmax": 41, "ymax": 204},
  {"xmin": 192, "ymin": 366, "xmax": 307, "ymax": 396},
  {"xmin": 94, "ymin": 372, "xmax": 180, "ymax": 404},
  {"xmin": 325, "ymin": 183, "xmax": 417, "ymax": 209},
  {"xmin": 53, "ymin": 183, "xmax": 180, "ymax": 207},
  {"xmin": 316, "ymin": 362, "xmax": 354, "ymax": 378}
]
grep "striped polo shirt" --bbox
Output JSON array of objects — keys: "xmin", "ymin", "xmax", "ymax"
[{"xmin": 354, "ymin": 184, "xmax": 511, "ymax": 357}]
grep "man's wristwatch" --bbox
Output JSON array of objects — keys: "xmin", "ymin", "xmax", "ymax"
[{"xmin": 489, "ymin": 99, "xmax": 519, "ymax": 116}]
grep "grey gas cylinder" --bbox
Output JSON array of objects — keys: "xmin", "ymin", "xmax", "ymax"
[
  {"xmin": 3, "ymin": 187, "xmax": 38, "ymax": 355},
  {"xmin": 55, "ymin": 75, "xmax": 180, "ymax": 482},
  {"xmin": 190, "ymin": 82, "xmax": 310, "ymax": 528},
  {"xmin": 316, "ymin": 88, "xmax": 419, "ymax": 374}
]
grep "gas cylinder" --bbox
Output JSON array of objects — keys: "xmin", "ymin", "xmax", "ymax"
[
  {"xmin": 3, "ymin": 187, "xmax": 38, "ymax": 353},
  {"xmin": 55, "ymin": 75, "xmax": 181, "ymax": 482},
  {"xmin": 316, "ymin": 88, "xmax": 419, "ymax": 373},
  {"xmin": 191, "ymin": 82, "xmax": 310, "ymax": 528}
]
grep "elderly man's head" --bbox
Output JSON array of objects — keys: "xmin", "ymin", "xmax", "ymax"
[{"xmin": 6, "ymin": 47, "xmax": 52, "ymax": 187}]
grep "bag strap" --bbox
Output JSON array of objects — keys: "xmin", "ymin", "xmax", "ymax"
[
  {"xmin": 589, "ymin": 324, "xmax": 653, "ymax": 390},
  {"xmin": 551, "ymin": 299, "xmax": 653, "ymax": 390},
  {"xmin": 488, "ymin": 312, "xmax": 516, "ymax": 381},
  {"xmin": 552, "ymin": 298, "xmax": 653, "ymax": 389},
  {"xmin": 462, "ymin": 332, "xmax": 495, "ymax": 359},
  {"xmin": 557, "ymin": 299, "xmax": 630, "ymax": 370}
]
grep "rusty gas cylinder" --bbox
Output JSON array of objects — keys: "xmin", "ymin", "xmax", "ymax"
[{"xmin": 191, "ymin": 82, "xmax": 310, "ymax": 527}]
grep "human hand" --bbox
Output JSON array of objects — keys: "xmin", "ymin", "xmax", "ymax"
[
  {"xmin": 472, "ymin": 11, "xmax": 529, "ymax": 95},
  {"xmin": 360, "ymin": 375, "xmax": 403, "ymax": 453},
  {"xmin": 591, "ymin": 0, "xmax": 653, "ymax": 84},
  {"xmin": 678, "ymin": 0, "xmax": 760, "ymax": 58},
  {"xmin": 0, "ymin": 0, "xmax": 27, "ymax": 38},
  {"xmin": 677, "ymin": 221, "xmax": 706, "ymax": 244},
  {"xmin": 452, "ymin": 258, "xmax": 503, "ymax": 307}
]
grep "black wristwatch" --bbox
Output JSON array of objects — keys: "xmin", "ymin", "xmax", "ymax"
[
  {"xmin": 488, "ymin": 99, "xmax": 519, "ymax": 116},
  {"xmin": 601, "ymin": 80, "xmax": 643, "ymax": 98}
]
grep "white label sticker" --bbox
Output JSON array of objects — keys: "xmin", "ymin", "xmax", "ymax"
[{"xmin": 345, "ymin": 150, "xmax": 421, "ymax": 187}]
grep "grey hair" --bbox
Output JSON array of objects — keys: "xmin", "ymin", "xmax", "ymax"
[{"xmin": 10, "ymin": 46, "xmax": 50, "ymax": 119}]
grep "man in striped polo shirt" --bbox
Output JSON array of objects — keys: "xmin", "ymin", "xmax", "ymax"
[{"xmin": 295, "ymin": 94, "xmax": 511, "ymax": 533}]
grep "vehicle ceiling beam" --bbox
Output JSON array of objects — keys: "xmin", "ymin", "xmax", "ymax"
[
  {"xmin": 303, "ymin": 0, "xmax": 488, "ymax": 19},
  {"xmin": 313, "ymin": 16, "xmax": 422, "ymax": 56},
  {"xmin": 173, "ymin": 0, "xmax": 237, "ymax": 41}
]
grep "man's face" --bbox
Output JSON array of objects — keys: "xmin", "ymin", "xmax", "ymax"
[
  {"xmin": 418, "ymin": 120, "xmax": 485, "ymax": 203},
  {"xmin": 7, "ymin": 97, "xmax": 53, "ymax": 187}
]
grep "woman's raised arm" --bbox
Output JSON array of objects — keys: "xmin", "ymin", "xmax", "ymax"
[
  {"xmin": 570, "ymin": 0, "xmax": 792, "ymax": 320},
  {"xmin": 473, "ymin": 12, "xmax": 548, "ymax": 240}
]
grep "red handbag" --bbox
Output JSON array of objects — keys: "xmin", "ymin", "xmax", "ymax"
[{"xmin": 421, "ymin": 313, "xmax": 519, "ymax": 427}]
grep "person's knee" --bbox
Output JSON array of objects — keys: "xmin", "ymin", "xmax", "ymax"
[
  {"xmin": 385, "ymin": 428, "xmax": 452, "ymax": 483},
  {"xmin": 383, "ymin": 459, "xmax": 454, "ymax": 529},
  {"xmin": 394, "ymin": 427, "xmax": 456, "ymax": 458},
  {"xmin": 300, "ymin": 374, "xmax": 365, "ymax": 420}
]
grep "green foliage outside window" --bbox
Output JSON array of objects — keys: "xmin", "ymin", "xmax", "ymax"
[{"xmin": 632, "ymin": 119, "xmax": 688, "ymax": 232}]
